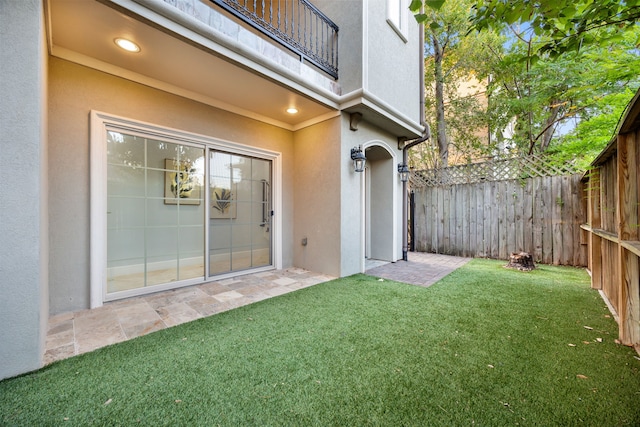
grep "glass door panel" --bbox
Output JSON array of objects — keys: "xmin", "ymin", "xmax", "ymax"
[
  {"xmin": 106, "ymin": 130, "xmax": 205, "ymax": 294},
  {"xmin": 208, "ymin": 151, "xmax": 272, "ymax": 276}
]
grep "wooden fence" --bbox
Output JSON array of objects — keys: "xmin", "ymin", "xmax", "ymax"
[
  {"xmin": 411, "ymin": 156, "xmax": 587, "ymax": 266},
  {"xmin": 582, "ymin": 87, "xmax": 640, "ymax": 348}
]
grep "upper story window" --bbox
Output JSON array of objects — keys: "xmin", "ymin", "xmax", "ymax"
[{"xmin": 387, "ymin": 0, "xmax": 409, "ymax": 43}]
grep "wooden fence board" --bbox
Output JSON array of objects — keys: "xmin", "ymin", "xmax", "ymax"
[
  {"xmin": 432, "ymin": 187, "xmax": 439, "ymax": 251},
  {"xmin": 561, "ymin": 176, "xmax": 574, "ymax": 265},
  {"xmin": 552, "ymin": 176, "xmax": 563, "ymax": 265},
  {"xmin": 616, "ymin": 132, "xmax": 640, "ymax": 344},
  {"xmin": 436, "ymin": 186, "xmax": 444, "ymax": 253},
  {"xmin": 523, "ymin": 179, "xmax": 534, "ymax": 254},
  {"xmin": 456, "ymin": 186, "xmax": 465, "ymax": 254},
  {"xmin": 465, "ymin": 184, "xmax": 478, "ymax": 256},
  {"xmin": 451, "ymin": 186, "xmax": 458, "ymax": 254},
  {"xmin": 542, "ymin": 176, "xmax": 554, "ymax": 264},
  {"xmin": 490, "ymin": 181, "xmax": 500, "ymax": 259},
  {"xmin": 602, "ymin": 159, "xmax": 617, "ymax": 232},
  {"xmin": 573, "ymin": 176, "xmax": 585, "ymax": 266},
  {"xmin": 480, "ymin": 182, "xmax": 490, "ymax": 257},
  {"xmin": 506, "ymin": 182, "xmax": 516, "ymax": 255},
  {"xmin": 532, "ymin": 177, "xmax": 544, "ymax": 262},
  {"xmin": 515, "ymin": 182, "xmax": 525, "ymax": 252},
  {"xmin": 417, "ymin": 188, "xmax": 428, "ymax": 252},
  {"xmin": 426, "ymin": 188, "xmax": 432, "ymax": 252},
  {"xmin": 481, "ymin": 183, "xmax": 489, "ymax": 257},
  {"xmin": 603, "ymin": 239, "xmax": 619, "ymax": 313},
  {"xmin": 442, "ymin": 186, "xmax": 450, "ymax": 253},
  {"xmin": 498, "ymin": 181, "xmax": 508, "ymax": 259},
  {"xmin": 419, "ymin": 188, "xmax": 427, "ymax": 252}
]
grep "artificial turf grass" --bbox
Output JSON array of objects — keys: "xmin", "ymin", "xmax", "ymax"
[{"xmin": 2, "ymin": 259, "xmax": 639, "ymax": 426}]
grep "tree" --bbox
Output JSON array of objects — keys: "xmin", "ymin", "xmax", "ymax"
[
  {"xmin": 483, "ymin": 25, "xmax": 640, "ymax": 157},
  {"xmin": 412, "ymin": 0, "xmax": 502, "ymax": 168},
  {"xmin": 548, "ymin": 89, "xmax": 638, "ymax": 169},
  {"xmin": 470, "ymin": 0, "xmax": 640, "ymax": 58},
  {"xmin": 425, "ymin": 0, "xmax": 471, "ymax": 167},
  {"xmin": 410, "ymin": 1, "xmax": 640, "ymax": 169},
  {"xmin": 411, "ymin": 0, "xmax": 640, "ymax": 58}
]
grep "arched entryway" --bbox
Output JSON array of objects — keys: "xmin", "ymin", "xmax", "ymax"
[{"xmin": 363, "ymin": 143, "xmax": 397, "ymax": 263}]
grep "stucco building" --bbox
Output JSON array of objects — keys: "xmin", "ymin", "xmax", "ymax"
[{"xmin": 0, "ymin": 0, "xmax": 425, "ymax": 379}]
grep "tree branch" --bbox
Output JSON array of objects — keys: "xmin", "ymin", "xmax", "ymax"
[
  {"xmin": 527, "ymin": 105, "xmax": 588, "ymax": 153},
  {"xmin": 544, "ymin": 10, "xmax": 640, "ymax": 51}
]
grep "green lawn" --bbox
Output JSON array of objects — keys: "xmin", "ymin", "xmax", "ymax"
[{"xmin": 2, "ymin": 259, "xmax": 639, "ymax": 426}]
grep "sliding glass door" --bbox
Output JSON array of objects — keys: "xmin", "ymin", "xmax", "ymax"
[
  {"xmin": 208, "ymin": 150, "xmax": 272, "ymax": 276},
  {"xmin": 103, "ymin": 123, "xmax": 273, "ymax": 300}
]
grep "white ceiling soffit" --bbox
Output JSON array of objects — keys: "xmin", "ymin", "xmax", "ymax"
[{"xmin": 46, "ymin": 0, "xmax": 338, "ymax": 130}]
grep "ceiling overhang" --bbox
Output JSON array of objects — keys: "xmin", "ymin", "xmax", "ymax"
[
  {"xmin": 46, "ymin": 0, "xmax": 424, "ymax": 138},
  {"xmin": 46, "ymin": 0, "xmax": 338, "ymax": 130},
  {"xmin": 341, "ymin": 89, "xmax": 424, "ymax": 139}
]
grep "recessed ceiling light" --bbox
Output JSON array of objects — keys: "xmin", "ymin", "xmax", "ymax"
[
  {"xmin": 114, "ymin": 38, "xmax": 140, "ymax": 53},
  {"xmin": 286, "ymin": 107, "xmax": 298, "ymax": 114}
]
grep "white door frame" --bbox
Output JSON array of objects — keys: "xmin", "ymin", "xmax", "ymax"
[{"xmin": 89, "ymin": 110, "xmax": 282, "ymax": 307}]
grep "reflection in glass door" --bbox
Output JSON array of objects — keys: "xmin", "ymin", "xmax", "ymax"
[
  {"xmin": 208, "ymin": 150, "xmax": 272, "ymax": 276},
  {"xmin": 106, "ymin": 130, "xmax": 205, "ymax": 294}
]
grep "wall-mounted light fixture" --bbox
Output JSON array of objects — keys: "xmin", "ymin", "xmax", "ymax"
[
  {"xmin": 397, "ymin": 163, "xmax": 410, "ymax": 182},
  {"xmin": 350, "ymin": 146, "xmax": 366, "ymax": 172}
]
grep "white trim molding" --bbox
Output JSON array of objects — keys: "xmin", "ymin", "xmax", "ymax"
[{"xmin": 386, "ymin": 0, "xmax": 409, "ymax": 43}]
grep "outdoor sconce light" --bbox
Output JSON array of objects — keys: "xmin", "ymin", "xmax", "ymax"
[
  {"xmin": 398, "ymin": 163, "xmax": 410, "ymax": 182},
  {"xmin": 351, "ymin": 146, "xmax": 366, "ymax": 172}
]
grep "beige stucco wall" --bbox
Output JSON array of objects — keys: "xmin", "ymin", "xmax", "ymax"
[
  {"xmin": 367, "ymin": 147, "xmax": 396, "ymax": 261},
  {"xmin": 291, "ymin": 113, "xmax": 402, "ymax": 278},
  {"xmin": 292, "ymin": 117, "xmax": 342, "ymax": 276},
  {"xmin": 366, "ymin": 0, "xmax": 422, "ymax": 121},
  {"xmin": 316, "ymin": 0, "xmax": 421, "ymax": 120},
  {"xmin": 48, "ymin": 57, "xmax": 296, "ymax": 314},
  {"xmin": 339, "ymin": 116, "xmax": 404, "ymax": 275},
  {"xmin": 287, "ymin": 116, "xmax": 406, "ymax": 278},
  {"xmin": 0, "ymin": 0, "xmax": 49, "ymax": 380}
]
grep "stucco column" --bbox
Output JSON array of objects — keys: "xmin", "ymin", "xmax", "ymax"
[{"xmin": 0, "ymin": 0, "xmax": 49, "ymax": 380}]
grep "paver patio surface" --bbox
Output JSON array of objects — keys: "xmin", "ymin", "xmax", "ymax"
[{"xmin": 365, "ymin": 252, "xmax": 472, "ymax": 287}]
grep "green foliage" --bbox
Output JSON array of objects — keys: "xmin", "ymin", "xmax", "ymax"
[
  {"xmin": 413, "ymin": 0, "xmax": 504, "ymax": 168},
  {"xmin": 469, "ymin": 0, "xmax": 640, "ymax": 59},
  {"xmin": 411, "ymin": 0, "xmax": 445, "ymax": 15},
  {"xmin": 484, "ymin": 26, "xmax": 640, "ymax": 158},
  {"xmin": 410, "ymin": 1, "xmax": 640, "ymax": 171},
  {"xmin": 547, "ymin": 89, "xmax": 638, "ymax": 169},
  {"xmin": 2, "ymin": 261, "xmax": 639, "ymax": 425}
]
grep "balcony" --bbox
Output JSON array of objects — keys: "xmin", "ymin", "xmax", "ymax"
[{"xmin": 209, "ymin": 0, "xmax": 339, "ymax": 79}]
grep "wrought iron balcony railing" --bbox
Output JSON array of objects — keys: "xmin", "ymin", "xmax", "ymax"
[{"xmin": 210, "ymin": 0, "xmax": 338, "ymax": 79}]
